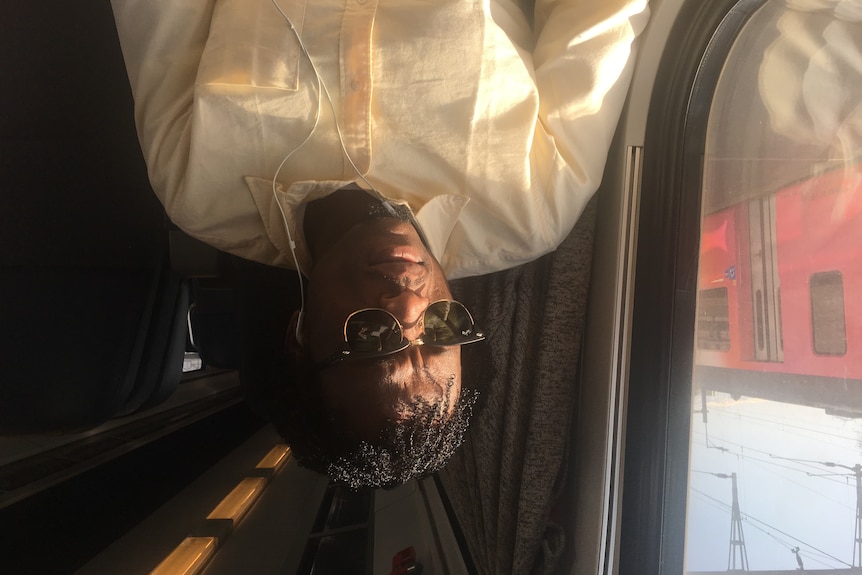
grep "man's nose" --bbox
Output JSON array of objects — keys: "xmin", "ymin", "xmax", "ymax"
[{"xmin": 380, "ymin": 290, "xmax": 429, "ymax": 341}]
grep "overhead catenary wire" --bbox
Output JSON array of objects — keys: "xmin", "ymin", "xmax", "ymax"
[
  {"xmin": 692, "ymin": 430, "xmax": 856, "ymax": 488},
  {"xmin": 690, "ymin": 486, "xmax": 852, "ymax": 569}
]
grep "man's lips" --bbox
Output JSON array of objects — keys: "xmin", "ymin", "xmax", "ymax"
[
  {"xmin": 368, "ymin": 245, "xmax": 425, "ymax": 265},
  {"xmin": 368, "ymin": 245, "xmax": 428, "ymax": 286}
]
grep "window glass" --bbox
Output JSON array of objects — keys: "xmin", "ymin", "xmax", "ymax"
[
  {"xmin": 810, "ymin": 271, "xmax": 847, "ymax": 355},
  {"xmin": 686, "ymin": 0, "xmax": 862, "ymax": 571},
  {"xmin": 697, "ymin": 288, "xmax": 731, "ymax": 351}
]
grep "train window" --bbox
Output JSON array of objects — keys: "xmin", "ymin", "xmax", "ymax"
[
  {"xmin": 696, "ymin": 288, "xmax": 730, "ymax": 351},
  {"xmin": 620, "ymin": 0, "xmax": 862, "ymax": 573},
  {"xmin": 686, "ymin": 0, "xmax": 862, "ymax": 572},
  {"xmin": 810, "ymin": 271, "xmax": 847, "ymax": 355}
]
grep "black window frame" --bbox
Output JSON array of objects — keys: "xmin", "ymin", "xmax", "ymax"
[{"xmin": 618, "ymin": 1, "xmax": 768, "ymax": 574}]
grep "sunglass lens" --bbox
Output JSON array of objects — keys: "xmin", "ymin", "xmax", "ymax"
[
  {"xmin": 345, "ymin": 310, "xmax": 404, "ymax": 353},
  {"xmin": 424, "ymin": 301, "xmax": 475, "ymax": 344}
]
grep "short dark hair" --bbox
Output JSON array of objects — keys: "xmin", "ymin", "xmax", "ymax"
[{"xmin": 246, "ymin": 350, "xmax": 478, "ymax": 489}]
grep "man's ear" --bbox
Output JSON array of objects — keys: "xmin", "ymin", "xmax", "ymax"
[{"xmin": 285, "ymin": 309, "xmax": 305, "ymax": 360}]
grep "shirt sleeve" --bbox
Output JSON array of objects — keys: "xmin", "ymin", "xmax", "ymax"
[
  {"xmin": 109, "ymin": 1, "xmax": 217, "ymax": 207},
  {"xmin": 529, "ymin": 0, "xmax": 650, "ymax": 234}
]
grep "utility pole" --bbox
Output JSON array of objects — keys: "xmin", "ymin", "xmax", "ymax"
[
  {"xmin": 726, "ymin": 472, "xmax": 749, "ymax": 571},
  {"xmin": 857, "ymin": 468, "xmax": 861, "ymax": 568},
  {"xmin": 791, "ymin": 546, "xmax": 804, "ymax": 570},
  {"xmin": 771, "ymin": 456, "xmax": 862, "ymax": 567},
  {"xmin": 849, "ymin": 464, "xmax": 861, "ymax": 567},
  {"xmin": 700, "ymin": 471, "xmax": 749, "ymax": 570},
  {"xmin": 806, "ymin": 461, "xmax": 861, "ymax": 566},
  {"xmin": 694, "ymin": 389, "xmax": 729, "ymax": 453}
]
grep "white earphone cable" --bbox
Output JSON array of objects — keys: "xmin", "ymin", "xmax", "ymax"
[{"xmin": 269, "ymin": 0, "xmax": 382, "ymax": 342}]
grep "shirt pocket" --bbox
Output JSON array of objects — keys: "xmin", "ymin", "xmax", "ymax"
[{"xmin": 196, "ymin": 0, "xmax": 308, "ymax": 91}]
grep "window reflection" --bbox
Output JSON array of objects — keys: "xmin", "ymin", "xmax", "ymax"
[{"xmin": 687, "ymin": 0, "xmax": 862, "ymax": 571}]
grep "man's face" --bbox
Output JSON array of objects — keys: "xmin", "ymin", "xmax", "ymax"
[{"xmin": 301, "ymin": 217, "xmax": 461, "ymax": 441}]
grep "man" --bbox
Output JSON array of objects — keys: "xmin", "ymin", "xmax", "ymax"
[
  {"xmin": 255, "ymin": 186, "xmax": 484, "ymax": 488},
  {"xmin": 110, "ymin": 0, "xmax": 649, "ymax": 487}
]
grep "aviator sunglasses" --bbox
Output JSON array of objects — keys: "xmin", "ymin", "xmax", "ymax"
[{"xmin": 318, "ymin": 300, "xmax": 485, "ymax": 368}]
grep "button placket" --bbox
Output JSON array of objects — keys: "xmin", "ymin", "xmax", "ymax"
[{"xmin": 338, "ymin": 0, "xmax": 377, "ymax": 175}]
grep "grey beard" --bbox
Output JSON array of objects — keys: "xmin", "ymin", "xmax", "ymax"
[
  {"xmin": 367, "ymin": 200, "xmax": 413, "ymax": 222},
  {"xmin": 366, "ymin": 199, "xmax": 433, "ymax": 253}
]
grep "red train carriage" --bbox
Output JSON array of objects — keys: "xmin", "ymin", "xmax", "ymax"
[{"xmin": 694, "ymin": 165, "xmax": 862, "ymax": 414}]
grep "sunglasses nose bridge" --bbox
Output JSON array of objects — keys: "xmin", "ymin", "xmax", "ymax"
[
  {"xmin": 379, "ymin": 290, "xmax": 429, "ymax": 340},
  {"xmin": 400, "ymin": 321, "xmax": 428, "ymax": 345}
]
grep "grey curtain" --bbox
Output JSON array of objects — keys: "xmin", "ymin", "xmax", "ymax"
[{"xmin": 441, "ymin": 197, "xmax": 596, "ymax": 575}]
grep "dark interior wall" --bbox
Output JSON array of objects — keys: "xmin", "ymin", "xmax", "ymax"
[
  {"xmin": 0, "ymin": 3, "xmax": 181, "ymax": 432},
  {"xmin": 0, "ymin": 1, "xmax": 165, "ymax": 268}
]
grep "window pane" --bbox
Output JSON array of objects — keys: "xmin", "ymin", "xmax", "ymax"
[
  {"xmin": 810, "ymin": 271, "xmax": 847, "ymax": 355},
  {"xmin": 697, "ymin": 288, "xmax": 731, "ymax": 351},
  {"xmin": 686, "ymin": 0, "xmax": 862, "ymax": 572}
]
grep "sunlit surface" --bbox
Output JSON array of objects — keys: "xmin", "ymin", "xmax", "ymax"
[
  {"xmin": 256, "ymin": 444, "xmax": 291, "ymax": 471},
  {"xmin": 149, "ymin": 537, "xmax": 217, "ymax": 575},
  {"xmin": 206, "ymin": 476, "xmax": 267, "ymax": 522},
  {"xmin": 686, "ymin": 0, "xmax": 862, "ymax": 571},
  {"xmin": 142, "ymin": 440, "xmax": 293, "ymax": 575}
]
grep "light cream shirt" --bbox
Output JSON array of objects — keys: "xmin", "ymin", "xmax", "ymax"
[{"xmin": 110, "ymin": 0, "xmax": 649, "ymax": 279}]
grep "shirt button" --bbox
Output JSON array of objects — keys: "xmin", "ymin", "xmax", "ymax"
[
  {"xmin": 351, "ymin": 79, "xmax": 361, "ymax": 91},
  {"xmin": 357, "ymin": 0, "xmax": 367, "ymax": 4}
]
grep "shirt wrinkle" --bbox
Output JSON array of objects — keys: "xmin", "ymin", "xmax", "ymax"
[{"xmin": 110, "ymin": 0, "xmax": 650, "ymax": 278}]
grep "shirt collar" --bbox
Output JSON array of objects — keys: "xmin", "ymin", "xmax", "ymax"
[{"xmin": 244, "ymin": 176, "xmax": 468, "ymax": 277}]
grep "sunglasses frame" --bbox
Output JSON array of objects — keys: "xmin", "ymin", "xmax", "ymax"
[{"xmin": 316, "ymin": 300, "xmax": 485, "ymax": 368}]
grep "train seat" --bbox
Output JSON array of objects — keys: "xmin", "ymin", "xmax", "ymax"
[
  {"xmin": 187, "ymin": 283, "xmax": 243, "ymax": 370},
  {"xmin": 116, "ymin": 268, "xmax": 190, "ymax": 416},
  {"xmin": 0, "ymin": 266, "xmax": 188, "ymax": 433},
  {"xmin": 169, "ymin": 229, "xmax": 242, "ymax": 371},
  {"xmin": 169, "ymin": 228, "xmax": 301, "ymax": 373}
]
